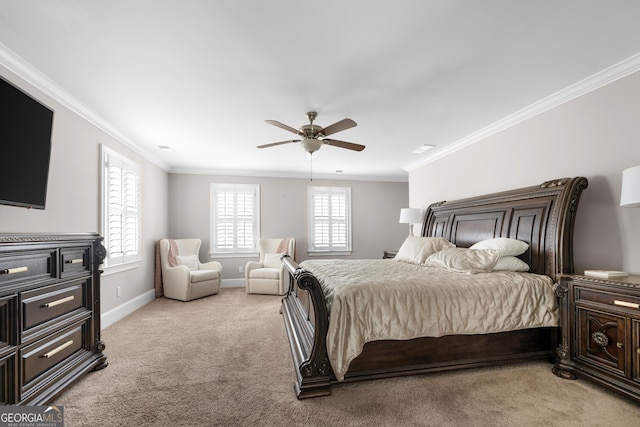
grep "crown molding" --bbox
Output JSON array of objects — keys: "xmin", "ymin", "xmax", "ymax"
[
  {"xmin": 169, "ymin": 166, "xmax": 409, "ymax": 183},
  {"xmin": 403, "ymin": 52, "xmax": 640, "ymax": 172},
  {"xmin": 0, "ymin": 42, "xmax": 170, "ymax": 171}
]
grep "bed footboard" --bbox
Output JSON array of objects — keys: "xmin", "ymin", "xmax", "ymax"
[{"xmin": 280, "ymin": 254, "xmax": 333, "ymax": 398}]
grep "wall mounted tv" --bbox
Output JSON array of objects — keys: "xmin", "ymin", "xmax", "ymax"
[{"xmin": 0, "ymin": 76, "xmax": 54, "ymax": 209}]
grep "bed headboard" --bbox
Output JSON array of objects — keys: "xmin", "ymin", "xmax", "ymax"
[{"xmin": 422, "ymin": 177, "xmax": 588, "ymax": 279}]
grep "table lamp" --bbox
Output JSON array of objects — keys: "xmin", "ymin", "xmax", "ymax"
[
  {"xmin": 399, "ymin": 208, "xmax": 423, "ymax": 236},
  {"xmin": 620, "ymin": 165, "xmax": 640, "ymax": 208}
]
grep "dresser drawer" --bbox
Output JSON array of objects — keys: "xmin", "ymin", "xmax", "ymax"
[
  {"xmin": 0, "ymin": 250, "xmax": 55, "ymax": 287},
  {"xmin": 575, "ymin": 285, "xmax": 640, "ymax": 311},
  {"xmin": 1, "ymin": 294, "xmax": 18, "ymax": 351},
  {"xmin": 60, "ymin": 246, "xmax": 91, "ymax": 278},
  {"xmin": 0, "ymin": 353, "xmax": 16, "ymax": 404},
  {"xmin": 21, "ymin": 323, "xmax": 86, "ymax": 386},
  {"xmin": 22, "ymin": 280, "xmax": 87, "ymax": 332}
]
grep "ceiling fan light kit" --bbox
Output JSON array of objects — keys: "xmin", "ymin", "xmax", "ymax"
[{"xmin": 300, "ymin": 138, "xmax": 323, "ymax": 154}]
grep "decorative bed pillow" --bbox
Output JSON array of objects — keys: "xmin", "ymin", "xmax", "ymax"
[
  {"xmin": 176, "ymin": 255, "xmax": 199, "ymax": 271},
  {"xmin": 493, "ymin": 256, "xmax": 530, "ymax": 272},
  {"xmin": 424, "ymin": 247, "xmax": 499, "ymax": 274},
  {"xmin": 263, "ymin": 253, "xmax": 284, "ymax": 268},
  {"xmin": 469, "ymin": 238, "xmax": 529, "ymax": 256},
  {"xmin": 395, "ymin": 236, "xmax": 454, "ymax": 265}
]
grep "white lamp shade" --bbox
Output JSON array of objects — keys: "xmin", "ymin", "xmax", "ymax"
[
  {"xmin": 399, "ymin": 208, "xmax": 422, "ymax": 224},
  {"xmin": 620, "ymin": 165, "xmax": 640, "ymax": 208}
]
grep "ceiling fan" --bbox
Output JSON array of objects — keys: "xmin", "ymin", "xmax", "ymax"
[{"xmin": 258, "ymin": 111, "xmax": 365, "ymax": 154}]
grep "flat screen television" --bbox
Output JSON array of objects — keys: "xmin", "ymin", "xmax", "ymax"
[{"xmin": 0, "ymin": 76, "xmax": 54, "ymax": 209}]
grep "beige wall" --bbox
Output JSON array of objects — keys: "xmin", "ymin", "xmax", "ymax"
[
  {"xmin": 168, "ymin": 174, "xmax": 410, "ymax": 280},
  {"xmin": 0, "ymin": 65, "xmax": 170, "ymax": 314},
  {"xmin": 409, "ymin": 70, "xmax": 640, "ymax": 275}
]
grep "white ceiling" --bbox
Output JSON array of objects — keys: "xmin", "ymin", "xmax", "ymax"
[{"xmin": 1, "ymin": 1, "xmax": 640, "ymax": 182}]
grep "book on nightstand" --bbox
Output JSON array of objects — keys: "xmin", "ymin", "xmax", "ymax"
[{"xmin": 584, "ymin": 270, "xmax": 629, "ymax": 279}]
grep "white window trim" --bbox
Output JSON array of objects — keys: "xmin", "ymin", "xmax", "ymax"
[
  {"xmin": 308, "ymin": 186, "xmax": 352, "ymax": 256},
  {"xmin": 209, "ymin": 183, "xmax": 260, "ymax": 257},
  {"xmin": 101, "ymin": 145, "xmax": 141, "ymax": 270}
]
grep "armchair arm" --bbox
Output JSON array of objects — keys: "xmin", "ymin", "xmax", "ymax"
[
  {"xmin": 162, "ymin": 264, "xmax": 191, "ymax": 285},
  {"xmin": 199, "ymin": 260, "xmax": 223, "ymax": 273},
  {"xmin": 245, "ymin": 260, "xmax": 263, "ymax": 274}
]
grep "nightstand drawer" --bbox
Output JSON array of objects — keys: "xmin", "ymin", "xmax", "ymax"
[
  {"xmin": 575, "ymin": 286, "xmax": 640, "ymax": 311},
  {"xmin": 576, "ymin": 306, "xmax": 626, "ymax": 376},
  {"xmin": 22, "ymin": 280, "xmax": 87, "ymax": 331}
]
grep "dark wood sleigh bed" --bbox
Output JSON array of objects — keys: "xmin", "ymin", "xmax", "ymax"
[{"xmin": 280, "ymin": 176, "xmax": 589, "ymax": 398}]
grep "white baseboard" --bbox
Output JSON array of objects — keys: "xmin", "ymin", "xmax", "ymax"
[
  {"xmin": 101, "ymin": 289, "xmax": 156, "ymax": 330},
  {"xmin": 222, "ymin": 278, "xmax": 244, "ymax": 288}
]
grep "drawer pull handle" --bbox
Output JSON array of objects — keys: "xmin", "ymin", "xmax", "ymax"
[
  {"xmin": 614, "ymin": 300, "xmax": 640, "ymax": 309},
  {"xmin": 617, "ymin": 342, "xmax": 624, "ymax": 349},
  {"xmin": 1, "ymin": 266, "xmax": 28, "ymax": 275},
  {"xmin": 42, "ymin": 295, "xmax": 75, "ymax": 308},
  {"xmin": 66, "ymin": 258, "xmax": 83, "ymax": 264},
  {"xmin": 41, "ymin": 340, "xmax": 73, "ymax": 359}
]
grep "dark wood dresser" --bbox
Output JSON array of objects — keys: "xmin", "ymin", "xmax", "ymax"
[
  {"xmin": 0, "ymin": 233, "xmax": 107, "ymax": 405},
  {"xmin": 553, "ymin": 273, "xmax": 640, "ymax": 403}
]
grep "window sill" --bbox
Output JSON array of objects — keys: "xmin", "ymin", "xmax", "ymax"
[
  {"xmin": 101, "ymin": 261, "xmax": 140, "ymax": 276},
  {"xmin": 209, "ymin": 252, "xmax": 259, "ymax": 259},
  {"xmin": 307, "ymin": 251, "xmax": 352, "ymax": 257}
]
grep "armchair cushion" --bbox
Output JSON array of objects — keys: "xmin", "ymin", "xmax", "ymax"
[
  {"xmin": 249, "ymin": 267, "xmax": 280, "ymax": 280},
  {"xmin": 190, "ymin": 269, "xmax": 220, "ymax": 283},
  {"xmin": 176, "ymin": 255, "xmax": 199, "ymax": 271},
  {"xmin": 263, "ymin": 253, "xmax": 284, "ymax": 268}
]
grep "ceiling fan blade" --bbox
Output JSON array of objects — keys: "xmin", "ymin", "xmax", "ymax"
[
  {"xmin": 321, "ymin": 118, "xmax": 357, "ymax": 136},
  {"xmin": 265, "ymin": 120, "xmax": 300, "ymax": 135},
  {"xmin": 257, "ymin": 140, "xmax": 300, "ymax": 149},
  {"xmin": 323, "ymin": 138, "xmax": 365, "ymax": 152}
]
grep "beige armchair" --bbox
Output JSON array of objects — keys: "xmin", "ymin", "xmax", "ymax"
[
  {"xmin": 245, "ymin": 238, "xmax": 296, "ymax": 295},
  {"xmin": 159, "ymin": 238, "xmax": 222, "ymax": 301}
]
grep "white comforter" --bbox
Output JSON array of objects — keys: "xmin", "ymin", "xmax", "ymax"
[{"xmin": 300, "ymin": 259, "xmax": 559, "ymax": 381}]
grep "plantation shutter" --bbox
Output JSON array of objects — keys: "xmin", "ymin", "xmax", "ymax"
[
  {"xmin": 211, "ymin": 184, "xmax": 259, "ymax": 254},
  {"xmin": 308, "ymin": 186, "xmax": 351, "ymax": 253},
  {"xmin": 102, "ymin": 147, "xmax": 141, "ymax": 267}
]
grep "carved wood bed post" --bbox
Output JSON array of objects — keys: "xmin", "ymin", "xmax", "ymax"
[{"xmin": 281, "ymin": 255, "xmax": 333, "ymax": 398}]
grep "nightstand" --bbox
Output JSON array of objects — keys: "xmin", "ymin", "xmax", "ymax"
[
  {"xmin": 553, "ymin": 273, "xmax": 640, "ymax": 403},
  {"xmin": 383, "ymin": 250, "xmax": 397, "ymax": 259}
]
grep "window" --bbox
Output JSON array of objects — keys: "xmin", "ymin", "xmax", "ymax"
[
  {"xmin": 210, "ymin": 183, "xmax": 260, "ymax": 256},
  {"xmin": 101, "ymin": 146, "xmax": 141, "ymax": 268},
  {"xmin": 308, "ymin": 186, "xmax": 352, "ymax": 255}
]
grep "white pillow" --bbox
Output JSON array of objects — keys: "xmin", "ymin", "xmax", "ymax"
[
  {"xmin": 493, "ymin": 256, "xmax": 530, "ymax": 272},
  {"xmin": 263, "ymin": 253, "xmax": 284, "ymax": 268},
  {"xmin": 176, "ymin": 255, "xmax": 199, "ymax": 271},
  {"xmin": 424, "ymin": 247, "xmax": 499, "ymax": 274},
  {"xmin": 395, "ymin": 236, "xmax": 454, "ymax": 265},
  {"xmin": 470, "ymin": 238, "xmax": 529, "ymax": 256}
]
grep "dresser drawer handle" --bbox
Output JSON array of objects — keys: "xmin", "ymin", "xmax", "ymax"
[
  {"xmin": 614, "ymin": 300, "xmax": 640, "ymax": 309},
  {"xmin": 1, "ymin": 266, "xmax": 28, "ymax": 275},
  {"xmin": 65, "ymin": 258, "xmax": 83, "ymax": 264},
  {"xmin": 41, "ymin": 340, "xmax": 73, "ymax": 358},
  {"xmin": 42, "ymin": 295, "xmax": 75, "ymax": 308}
]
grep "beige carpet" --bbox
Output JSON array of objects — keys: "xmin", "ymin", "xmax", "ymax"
[{"xmin": 53, "ymin": 288, "xmax": 639, "ymax": 426}]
